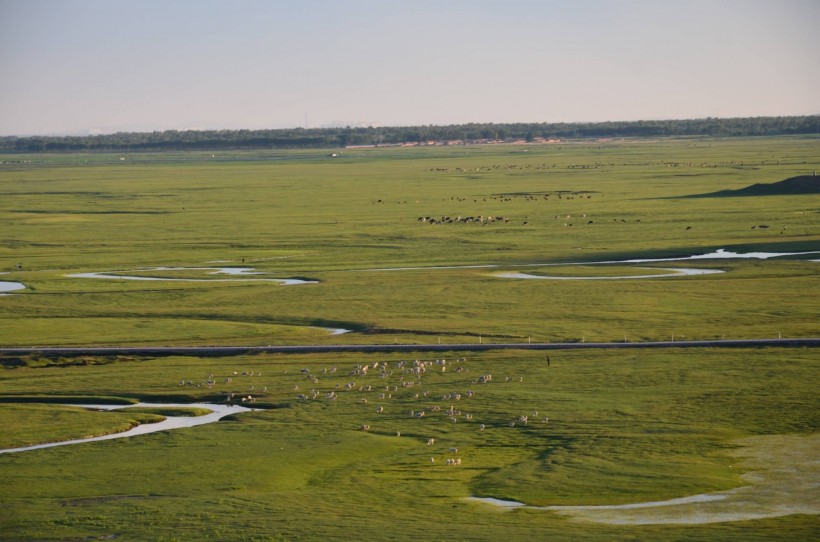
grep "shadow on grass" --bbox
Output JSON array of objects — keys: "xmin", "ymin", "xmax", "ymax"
[{"xmin": 686, "ymin": 175, "xmax": 820, "ymax": 198}]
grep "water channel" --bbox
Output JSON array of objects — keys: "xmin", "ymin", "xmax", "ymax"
[
  {"xmin": 496, "ymin": 267, "xmax": 724, "ymax": 280},
  {"xmin": 67, "ymin": 266, "xmax": 317, "ymax": 285},
  {"xmin": 0, "ymin": 281, "xmax": 25, "ymax": 294},
  {"xmin": 359, "ymin": 249, "xmax": 820, "ymax": 278},
  {"xmin": 0, "ymin": 402, "xmax": 254, "ymax": 455}
]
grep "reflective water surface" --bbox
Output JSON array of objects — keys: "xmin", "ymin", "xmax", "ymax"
[
  {"xmin": 67, "ymin": 266, "xmax": 317, "ymax": 285},
  {"xmin": 0, "ymin": 281, "xmax": 25, "ymax": 294},
  {"xmin": 496, "ymin": 267, "xmax": 724, "ymax": 280},
  {"xmin": 0, "ymin": 402, "xmax": 254, "ymax": 455}
]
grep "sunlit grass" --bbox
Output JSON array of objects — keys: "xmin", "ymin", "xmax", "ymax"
[
  {"xmin": 0, "ymin": 403, "xmax": 162, "ymax": 448},
  {"xmin": 0, "ymin": 138, "xmax": 818, "ymax": 540},
  {"xmin": 0, "ymin": 347, "xmax": 817, "ymax": 539},
  {"xmin": 1, "ymin": 138, "xmax": 818, "ymax": 346}
]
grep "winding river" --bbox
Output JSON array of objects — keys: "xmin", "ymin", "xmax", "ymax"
[
  {"xmin": 361, "ymin": 249, "xmax": 820, "ymax": 279},
  {"xmin": 466, "ymin": 433, "xmax": 819, "ymax": 525},
  {"xmin": 67, "ymin": 266, "xmax": 317, "ymax": 285},
  {"xmin": 0, "ymin": 402, "xmax": 254, "ymax": 455},
  {"xmin": 496, "ymin": 267, "xmax": 724, "ymax": 280},
  {"xmin": 5, "ymin": 267, "xmax": 352, "ymax": 334}
]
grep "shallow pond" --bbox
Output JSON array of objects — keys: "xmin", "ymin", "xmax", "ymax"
[{"xmin": 0, "ymin": 402, "xmax": 254, "ymax": 455}]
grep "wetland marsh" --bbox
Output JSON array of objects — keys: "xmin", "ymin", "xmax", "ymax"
[{"xmin": 1, "ymin": 137, "xmax": 818, "ymax": 540}]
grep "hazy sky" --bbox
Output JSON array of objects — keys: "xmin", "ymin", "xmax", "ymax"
[{"xmin": 1, "ymin": 0, "xmax": 817, "ymax": 136}]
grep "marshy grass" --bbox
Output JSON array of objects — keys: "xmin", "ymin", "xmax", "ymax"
[
  {"xmin": 0, "ymin": 347, "xmax": 817, "ymax": 539},
  {"xmin": 0, "ymin": 137, "xmax": 818, "ymax": 539}
]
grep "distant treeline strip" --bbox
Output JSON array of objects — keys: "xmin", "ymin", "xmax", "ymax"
[{"xmin": 2, "ymin": 116, "xmax": 818, "ymax": 152}]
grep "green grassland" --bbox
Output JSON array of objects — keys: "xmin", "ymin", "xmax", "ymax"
[
  {"xmin": 1, "ymin": 348, "xmax": 818, "ymax": 540},
  {"xmin": 0, "ymin": 403, "xmax": 162, "ymax": 449},
  {"xmin": 1, "ymin": 137, "xmax": 819, "ymax": 346},
  {"xmin": 1, "ymin": 137, "xmax": 818, "ymax": 540}
]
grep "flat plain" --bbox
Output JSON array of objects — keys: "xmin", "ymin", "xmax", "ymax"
[{"xmin": 0, "ymin": 137, "xmax": 818, "ymax": 540}]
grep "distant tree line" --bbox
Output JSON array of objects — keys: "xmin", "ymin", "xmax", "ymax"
[{"xmin": 1, "ymin": 116, "xmax": 817, "ymax": 152}]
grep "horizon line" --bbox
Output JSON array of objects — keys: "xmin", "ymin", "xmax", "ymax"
[{"xmin": 3, "ymin": 113, "xmax": 818, "ymax": 139}]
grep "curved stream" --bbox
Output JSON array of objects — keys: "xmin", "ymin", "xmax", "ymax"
[
  {"xmin": 8, "ymin": 267, "xmax": 351, "ymax": 334},
  {"xmin": 67, "ymin": 266, "xmax": 317, "ymax": 285},
  {"xmin": 0, "ymin": 402, "xmax": 254, "ymax": 455},
  {"xmin": 360, "ymin": 249, "xmax": 819, "ymax": 279},
  {"xmin": 44, "ymin": 250, "xmax": 820, "ymax": 288},
  {"xmin": 496, "ymin": 267, "xmax": 724, "ymax": 280},
  {"xmin": 467, "ymin": 433, "xmax": 819, "ymax": 525},
  {"xmin": 491, "ymin": 249, "xmax": 817, "ymax": 280}
]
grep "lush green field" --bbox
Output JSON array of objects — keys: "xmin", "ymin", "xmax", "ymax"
[
  {"xmin": 1, "ymin": 137, "xmax": 818, "ymax": 540},
  {"xmin": 1, "ymin": 348, "xmax": 818, "ymax": 540},
  {"xmin": 1, "ymin": 137, "xmax": 819, "ymax": 346}
]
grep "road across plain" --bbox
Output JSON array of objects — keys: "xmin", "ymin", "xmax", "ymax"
[{"xmin": 1, "ymin": 338, "xmax": 818, "ymax": 358}]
